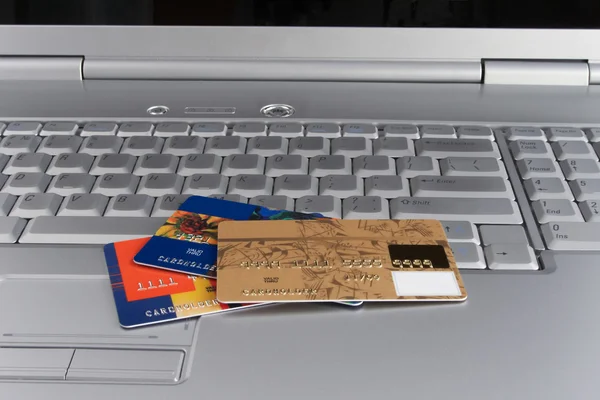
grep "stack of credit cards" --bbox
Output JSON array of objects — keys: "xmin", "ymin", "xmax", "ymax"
[{"xmin": 103, "ymin": 196, "xmax": 467, "ymax": 329}]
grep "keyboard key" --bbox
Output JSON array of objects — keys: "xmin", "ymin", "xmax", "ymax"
[
  {"xmin": 353, "ymin": 155, "xmax": 396, "ymax": 177},
  {"xmin": 289, "ymin": 137, "xmax": 330, "ymax": 157},
  {"xmin": 0, "ymin": 123, "xmax": 5, "ymax": 135},
  {"xmin": 0, "ymin": 154, "xmax": 8, "ymax": 171},
  {"xmin": 364, "ymin": 175, "xmax": 409, "ymax": 198},
  {"xmin": 20, "ymin": 216, "xmax": 165, "ymax": 244},
  {"xmin": 331, "ymin": 137, "xmax": 372, "ymax": 158},
  {"xmin": 504, "ymin": 127, "xmax": 545, "ymax": 141},
  {"xmin": 342, "ymin": 124, "xmax": 378, "ymax": 139},
  {"xmin": 545, "ymin": 127, "xmax": 585, "ymax": 141},
  {"xmin": 191, "ymin": 123, "xmax": 227, "ymax": 137},
  {"xmin": 228, "ymin": 174, "xmax": 273, "ymax": 197},
  {"xmin": 440, "ymin": 221, "xmax": 479, "ymax": 244},
  {"xmin": 396, "ymin": 156, "xmax": 440, "ymax": 178},
  {"xmin": 417, "ymin": 138, "xmax": 500, "ymax": 158},
  {"xmin": 80, "ymin": 135, "xmax": 123, "ymax": 155},
  {"xmin": 89, "ymin": 153, "xmax": 136, "ymax": 175},
  {"xmin": 209, "ymin": 194, "xmax": 248, "ymax": 203},
  {"xmin": 65, "ymin": 192, "xmax": 120, "ymax": 218},
  {"xmin": 232, "ymin": 123, "xmax": 267, "ymax": 137},
  {"xmin": 162, "ymin": 136, "xmax": 206, "ymax": 157},
  {"xmin": 579, "ymin": 200, "xmax": 600, "ymax": 222},
  {"xmin": 137, "ymin": 173, "xmax": 184, "ymax": 196},
  {"xmin": 485, "ymin": 244, "xmax": 537, "ymax": 270},
  {"xmin": 151, "ymin": 194, "xmax": 191, "ymax": 217},
  {"xmin": 411, "ymin": 175, "xmax": 513, "ymax": 199},
  {"xmin": 552, "ymin": 141, "xmax": 596, "ymax": 160},
  {"xmin": 390, "ymin": 197, "xmax": 522, "ymax": 224},
  {"xmin": 105, "ymin": 194, "xmax": 155, "ymax": 217},
  {"xmin": 532, "ymin": 199, "xmax": 583, "ymax": 223},
  {"xmin": 0, "ymin": 193, "xmax": 17, "ymax": 216},
  {"xmin": 319, "ymin": 175, "xmax": 364, "ymax": 198},
  {"xmin": 47, "ymin": 173, "xmax": 95, "ymax": 196},
  {"xmin": 265, "ymin": 155, "xmax": 308, "ymax": 177},
  {"xmin": 541, "ymin": 221, "xmax": 600, "ymax": 250},
  {"xmin": 177, "ymin": 154, "xmax": 222, "ymax": 176},
  {"xmin": 222, "ymin": 154, "xmax": 265, "ymax": 176},
  {"xmin": 273, "ymin": 175, "xmax": 318, "ymax": 198},
  {"xmin": 205, "ymin": 136, "xmax": 247, "ymax": 156},
  {"xmin": 3, "ymin": 152, "xmax": 51, "ymax": 174},
  {"xmin": 46, "ymin": 153, "xmax": 94, "ymax": 175},
  {"xmin": 569, "ymin": 179, "xmax": 600, "ymax": 201},
  {"xmin": 509, "ymin": 140, "xmax": 553, "ymax": 159},
  {"xmin": 296, "ymin": 195, "xmax": 342, "ymax": 218},
  {"xmin": 524, "ymin": 177, "xmax": 573, "ymax": 200},
  {"xmin": 342, "ymin": 196, "xmax": 389, "ymax": 219},
  {"xmin": 1, "ymin": 172, "xmax": 51, "ymax": 195},
  {"xmin": 384, "ymin": 124, "xmax": 419, "ymax": 139},
  {"xmin": 10, "ymin": 193, "xmax": 62, "ymax": 218},
  {"xmin": 269, "ymin": 123, "xmax": 304, "ymax": 137},
  {"xmin": 117, "ymin": 122, "xmax": 154, "ymax": 137},
  {"xmin": 456, "ymin": 126, "xmax": 494, "ymax": 140},
  {"xmin": 247, "ymin": 136, "xmax": 288, "ymax": 156},
  {"xmin": 373, "ymin": 137, "xmax": 414, "ymax": 157},
  {"xmin": 92, "ymin": 173, "xmax": 139, "ymax": 196},
  {"xmin": 306, "ymin": 123, "xmax": 341, "ymax": 138},
  {"xmin": 81, "ymin": 122, "xmax": 117, "ymax": 136},
  {"xmin": 121, "ymin": 136, "xmax": 164, "ymax": 156},
  {"xmin": 0, "ymin": 135, "xmax": 41, "ymax": 155},
  {"xmin": 559, "ymin": 158, "xmax": 600, "ymax": 180},
  {"xmin": 420, "ymin": 125, "xmax": 456, "ymax": 138},
  {"xmin": 585, "ymin": 128, "xmax": 600, "ymax": 143},
  {"xmin": 449, "ymin": 242, "xmax": 486, "ymax": 269},
  {"xmin": 0, "ymin": 217, "xmax": 26, "ymax": 243},
  {"xmin": 4, "ymin": 122, "xmax": 42, "ymax": 135},
  {"xmin": 440, "ymin": 157, "xmax": 507, "ymax": 178},
  {"xmin": 309, "ymin": 155, "xmax": 351, "ymax": 177},
  {"xmin": 182, "ymin": 174, "xmax": 228, "ymax": 195},
  {"xmin": 516, "ymin": 158, "xmax": 561, "ymax": 179},
  {"xmin": 250, "ymin": 195, "xmax": 294, "ymax": 211},
  {"xmin": 479, "ymin": 225, "xmax": 528, "ymax": 246},
  {"xmin": 154, "ymin": 122, "xmax": 190, "ymax": 137},
  {"xmin": 40, "ymin": 122, "xmax": 78, "ymax": 136},
  {"xmin": 133, "ymin": 154, "xmax": 179, "ymax": 175},
  {"xmin": 38, "ymin": 135, "xmax": 82, "ymax": 155}
]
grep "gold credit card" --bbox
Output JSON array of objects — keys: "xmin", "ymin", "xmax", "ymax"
[{"xmin": 216, "ymin": 219, "xmax": 467, "ymax": 303}]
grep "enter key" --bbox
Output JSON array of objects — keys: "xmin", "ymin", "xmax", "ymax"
[{"xmin": 411, "ymin": 175, "xmax": 514, "ymax": 199}]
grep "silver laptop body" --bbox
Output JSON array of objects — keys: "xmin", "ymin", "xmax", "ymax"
[{"xmin": 1, "ymin": 2, "xmax": 600, "ymax": 399}]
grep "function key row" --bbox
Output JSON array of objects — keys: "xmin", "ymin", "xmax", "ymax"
[
  {"xmin": 0, "ymin": 135, "xmax": 501, "ymax": 159},
  {"xmin": 0, "ymin": 122, "xmax": 497, "ymax": 139}
]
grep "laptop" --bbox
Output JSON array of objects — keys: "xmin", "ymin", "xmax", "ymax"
[{"xmin": 1, "ymin": 1, "xmax": 599, "ymax": 398}]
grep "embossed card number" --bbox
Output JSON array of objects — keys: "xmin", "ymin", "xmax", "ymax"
[{"xmin": 216, "ymin": 219, "xmax": 467, "ymax": 303}]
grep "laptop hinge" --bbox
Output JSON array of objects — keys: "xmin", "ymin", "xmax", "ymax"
[
  {"xmin": 483, "ymin": 60, "xmax": 589, "ymax": 86},
  {"xmin": 0, "ymin": 57, "xmax": 83, "ymax": 80},
  {"xmin": 82, "ymin": 58, "xmax": 482, "ymax": 83}
]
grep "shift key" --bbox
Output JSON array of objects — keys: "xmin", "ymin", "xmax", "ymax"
[{"xmin": 390, "ymin": 197, "xmax": 522, "ymax": 224}]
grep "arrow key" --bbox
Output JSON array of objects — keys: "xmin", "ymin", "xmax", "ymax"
[
  {"xmin": 484, "ymin": 244, "xmax": 538, "ymax": 270},
  {"xmin": 440, "ymin": 221, "xmax": 479, "ymax": 243},
  {"xmin": 449, "ymin": 242, "xmax": 485, "ymax": 269}
]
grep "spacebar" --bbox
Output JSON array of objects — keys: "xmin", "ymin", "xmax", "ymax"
[{"xmin": 19, "ymin": 217, "xmax": 165, "ymax": 244}]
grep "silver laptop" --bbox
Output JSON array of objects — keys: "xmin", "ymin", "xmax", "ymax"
[{"xmin": 1, "ymin": 1, "xmax": 599, "ymax": 399}]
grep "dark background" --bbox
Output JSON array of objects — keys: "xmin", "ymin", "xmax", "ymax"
[{"xmin": 1, "ymin": 0, "xmax": 599, "ymax": 28}]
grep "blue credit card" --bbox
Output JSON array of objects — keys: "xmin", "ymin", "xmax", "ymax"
[{"xmin": 133, "ymin": 196, "xmax": 362, "ymax": 307}]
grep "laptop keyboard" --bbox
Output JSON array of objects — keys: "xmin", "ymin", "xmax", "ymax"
[{"xmin": 1, "ymin": 121, "xmax": 599, "ymax": 270}]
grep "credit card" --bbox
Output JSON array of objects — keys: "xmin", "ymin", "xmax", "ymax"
[
  {"xmin": 133, "ymin": 196, "xmax": 362, "ymax": 307},
  {"xmin": 216, "ymin": 219, "xmax": 467, "ymax": 303},
  {"xmin": 104, "ymin": 237, "xmax": 264, "ymax": 328}
]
